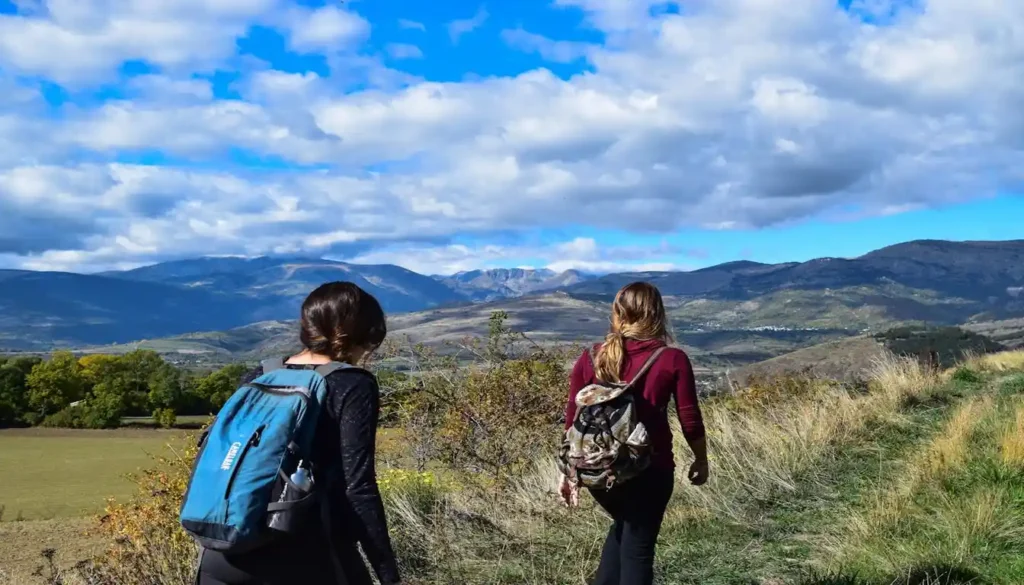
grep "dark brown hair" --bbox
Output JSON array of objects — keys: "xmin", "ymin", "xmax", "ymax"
[
  {"xmin": 299, "ymin": 281, "xmax": 387, "ymax": 364},
  {"xmin": 594, "ymin": 281, "xmax": 673, "ymax": 383}
]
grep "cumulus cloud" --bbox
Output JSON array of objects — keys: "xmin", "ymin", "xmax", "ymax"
[
  {"xmin": 283, "ymin": 4, "xmax": 370, "ymax": 53},
  {"xmin": 0, "ymin": 0, "xmax": 279, "ymax": 84},
  {"xmin": 0, "ymin": 0, "xmax": 1022, "ymax": 274}
]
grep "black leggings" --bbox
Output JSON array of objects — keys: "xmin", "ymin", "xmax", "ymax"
[
  {"xmin": 588, "ymin": 467, "xmax": 675, "ymax": 585},
  {"xmin": 196, "ymin": 539, "xmax": 372, "ymax": 585}
]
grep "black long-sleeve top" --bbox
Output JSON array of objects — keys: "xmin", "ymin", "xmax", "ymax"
[{"xmin": 198, "ymin": 363, "xmax": 401, "ymax": 585}]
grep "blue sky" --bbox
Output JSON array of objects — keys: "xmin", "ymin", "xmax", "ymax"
[{"xmin": 0, "ymin": 0, "xmax": 1021, "ymax": 274}]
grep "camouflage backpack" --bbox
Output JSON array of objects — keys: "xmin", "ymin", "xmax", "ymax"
[{"xmin": 558, "ymin": 347, "xmax": 667, "ymax": 490}]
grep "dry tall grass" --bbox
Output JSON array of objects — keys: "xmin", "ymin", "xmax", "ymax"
[
  {"xmin": 674, "ymin": 352, "xmax": 938, "ymax": 522},
  {"xmin": 43, "ymin": 342, "xmax": 1024, "ymax": 585},
  {"xmin": 968, "ymin": 349, "xmax": 1024, "ymax": 373},
  {"xmin": 841, "ymin": 396, "xmax": 994, "ymax": 539},
  {"xmin": 999, "ymin": 403, "xmax": 1024, "ymax": 467}
]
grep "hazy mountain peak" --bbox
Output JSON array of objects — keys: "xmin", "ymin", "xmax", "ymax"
[{"xmin": 438, "ymin": 267, "xmax": 592, "ymax": 301}]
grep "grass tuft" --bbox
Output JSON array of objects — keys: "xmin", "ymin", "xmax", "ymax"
[
  {"xmin": 998, "ymin": 404, "xmax": 1024, "ymax": 468},
  {"xmin": 969, "ymin": 350, "xmax": 1024, "ymax": 374}
]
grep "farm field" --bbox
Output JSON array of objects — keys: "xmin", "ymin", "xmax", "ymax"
[
  {"xmin": 0, "ymin": 428, "xmax": 189, "ymax": 584},
  {"xmin": 0, "ymin": 428, "xmax": 188, "ymax": 521},
  {"xmin": 0, "ymin": 426, "xmax": 408, "ymax": 583}
]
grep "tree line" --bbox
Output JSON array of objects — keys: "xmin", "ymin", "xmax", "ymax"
[{"xmin": 0, "ymin": 350, "xmax": 250, "ymax": 429}]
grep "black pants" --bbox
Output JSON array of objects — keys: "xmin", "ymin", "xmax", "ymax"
[
  {"xmin": 588, "ymin": 467, "xmax": 675, "ymax": 585},
  {"xmin": 196, "ymin": 539, "xmax": 371, "ymax": 585}
]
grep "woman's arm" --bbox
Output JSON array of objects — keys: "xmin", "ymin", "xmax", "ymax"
[
  {"xmin": 565, "ymin": 350, "xmax": 590, "ymax": 430},
  {"xmin": 671, "ymin": 350, "xmax": 709, "ymax": 484},
  {"xmin": 332, "ymin": 373, "xmax": 401, "ymax": 584}
]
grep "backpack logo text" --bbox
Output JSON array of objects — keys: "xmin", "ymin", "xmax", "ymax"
[{"xmin": 221, "ymin": 442, "xmax": 242, "ymax": 470}]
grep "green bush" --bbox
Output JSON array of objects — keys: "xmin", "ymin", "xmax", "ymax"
[
  {"xmin": 392, "ymin": 312, "xmax": 571, "ymax": 487},
  {"xmin": 39, "ymin": 406, "xmax": 88, "ymax": 429},
  {"xmin": 153, "ymin": 408, "xmax": 177, "ymax": 429},
  {"xmin": 999, "ymin": 374, "xmax": 1024, "ymax": 396},
  {"xmin": 40, "ymin": 397, "xmax": 124, "ymax": 429},
  {"xmin": 951, "ymin": 367, "xmax": 984, "ymax": 385}
]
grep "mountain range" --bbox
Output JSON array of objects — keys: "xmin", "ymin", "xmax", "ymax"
[{"xmin": 1, "ymin": 239, "xmax": 1023, "ymax": 354}]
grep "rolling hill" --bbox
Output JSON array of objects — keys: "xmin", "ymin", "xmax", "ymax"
[
  {"xmin": 568, "ymin": 240, "xmax": 1024, "ymax": 303},
  {"xmin": 0, "ymin": 270, "xmax": 258, "ymax": 349},
  {"xmin": 83, "ymin": 293, "xmax": 856, "ymax": 373},
  {"xmin": 108, "ymin": 256, "xmax": 466, "ymax": 317},
  {"xmin": 1, "ymin": 239, "xmax": 1023, "ymax": 352}
]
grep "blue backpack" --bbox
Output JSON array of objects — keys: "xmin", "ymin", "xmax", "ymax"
[{"xmin": 179, "ymin": 359, "xmax": 351, "ymax": 553}]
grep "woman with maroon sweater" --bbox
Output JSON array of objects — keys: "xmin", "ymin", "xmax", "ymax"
[{"xmin": 561, "ymin": 281, "xmax": 709, "ymax": 585}]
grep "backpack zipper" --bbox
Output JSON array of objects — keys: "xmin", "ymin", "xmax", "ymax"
[{"xmin": 224, "ymin": 425, "xmax": 264, "ymax": 500}]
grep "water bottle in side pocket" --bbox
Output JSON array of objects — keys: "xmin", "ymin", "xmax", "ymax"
[{"xmin": 267, "ymin": 460, "xmax": 315, "ymax": 534}]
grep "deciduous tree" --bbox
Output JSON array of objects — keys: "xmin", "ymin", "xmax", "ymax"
[{"xmin": 26, "ymin": 351, "xmax": 87, "ymax": 420}]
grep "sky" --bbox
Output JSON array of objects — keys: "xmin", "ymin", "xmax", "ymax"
[{"xmin": 0, "ymin": 0, "xmax": 1022, "ymax": 276}]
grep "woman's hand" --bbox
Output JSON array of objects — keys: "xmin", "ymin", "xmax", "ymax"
[
  {"xmin": 688, "ymin": 458, "xmax": 709, "ymax": 486},
  {"xmin": 559, "ymin": 474, "xmax": 580, "ymax": 508}
]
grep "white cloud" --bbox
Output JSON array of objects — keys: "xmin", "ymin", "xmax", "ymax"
[
  {"xmin": 386, "ymin": 43, "xmax": 424, "ymax": 60},
  {"xmin": 346, "ymin": 239, "xmax": 688, "ymax": 276},
  {"xmin": 126, "ymin": 75, "xmax": 215, "ymax": 102},
  {"xmin": 501, "ymin": 28, "xmax": 593, "ymax": 63},
  {"xmin": 448, "ymin": 6, "xmax": 488, "ymax": 43},
  {"xmin": 0, "ymin": 0, "xmax": 278, "ymax": 84},
  {"xmin": 398, "ymin": 18, "xmax": 426, "ymax": 31},
  {"xmin": 1, "ymin": 0, "xmax": 1023, "ymax": 274},
  {"xmin": 284, "ymin": 4, "xmax": 370, "ymax": 53}
]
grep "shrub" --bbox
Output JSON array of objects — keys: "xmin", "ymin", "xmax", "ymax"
[
  {"xmin": 40, "ymin": 397, "xmax": 124, "ymax": 429},
  {"xmin": 951, "ymin": 366, "xmax": 984, "ymax": 385},
  {"xmin": 152, "ymin": 408, "xmax": 177, "ymax": 429},
  {"xmin": 999, "ymin": 374, "xmax": 1024, "ymax": 396},
  {"xmin": 388, "ymin": 312, "xmax": 571, "ymax": 487}
]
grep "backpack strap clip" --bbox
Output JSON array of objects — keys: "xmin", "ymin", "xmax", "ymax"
[
  {"xmin": 314, "ymin": 361, "xmax": 352, "ymax": 378},
  {"xmin": 261, "ymin": 357, "xmax": 286, "ymax": 373}
]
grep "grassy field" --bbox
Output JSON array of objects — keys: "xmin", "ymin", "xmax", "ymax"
[
  {"xmin": 360, "ymin": 351, "xmax": 1024, "ymax": 585},
  {"xmin": 0, "ymin": 425, "xmax": 408, "ymax": 584},
  {"xmin": 0, "ymin": 428, "xmax": 189, "ymax": 584},
  {"xmin": 3, "ymin": 352, "xmax": 1024, "ymax": 585},
  {"xmin": 0, "ymin": 428, "xmax": 187, "ymax": 521}
]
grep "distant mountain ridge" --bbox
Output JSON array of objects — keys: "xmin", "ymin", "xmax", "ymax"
[
  {"xmin": 565, "ymin": 239, "xmax": 1024, "ymax": 305},
  {"xmin": 1, "ymin": 238, "xmax": 1023, "ymax": 351},
  {"xmin": 436, "ymin": 268, "xmax": 591, "ymax": 301}
]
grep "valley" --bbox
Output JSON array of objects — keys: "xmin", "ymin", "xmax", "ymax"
[{"xmin": 2, "ymin": 239, "xmax": 1023, "ymax": 375}]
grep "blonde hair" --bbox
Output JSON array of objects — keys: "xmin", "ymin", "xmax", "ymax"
[{"xmin": 594, "ymin": 282, "xmax": 673, "ymax": 383}]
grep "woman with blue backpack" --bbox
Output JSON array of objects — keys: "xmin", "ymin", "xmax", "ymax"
[
  {"xmin": 188, "ymin": 282, "xmax": 402, "ymax": 585},
  {"xmin": 558, "ymin": 281, "xmax": 709, "ymax": 585}
]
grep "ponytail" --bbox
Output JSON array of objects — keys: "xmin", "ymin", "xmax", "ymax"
[
  {"xmin": 595, "ymin": 330, "xmax": 626, "ymax": 383},
  {"xmin": 593, "ymin": 281, "xmax": 671, "ymax": 383}
]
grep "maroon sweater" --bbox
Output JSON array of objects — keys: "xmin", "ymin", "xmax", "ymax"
[{"xmin": 565, "ymin": 338, "xmax": 706, "ymax": 471}]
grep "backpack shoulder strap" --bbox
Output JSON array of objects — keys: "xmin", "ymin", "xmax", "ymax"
[
  {"xmin": 314, "ymin": 361, "xmax": 351, "ymax": 379},
  {"xmin": 624, "ymin": 347, "xmax": 668, "ymax": 389},
  {"xmin": 261, "ymin": 357, "xmax": 286, "ymax": 373}
]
